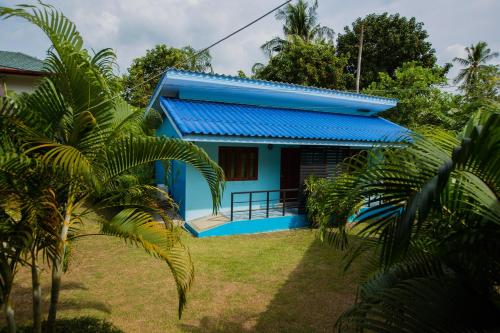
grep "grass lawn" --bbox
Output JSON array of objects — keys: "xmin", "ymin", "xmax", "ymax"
[{"xmin": 4, "ymin": 216, "xmax": 363, "ymax": 332}]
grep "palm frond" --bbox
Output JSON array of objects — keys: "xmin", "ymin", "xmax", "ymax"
[
  {"xmin": 260, "ymin": 37, "xmax": 287, "ymax": 57},
  {"xmin": 99, "ymin": 208, "xmax": 194, "ymax": 317},
  {"xmin": 25, "ymin": 141, "xmax": 93, "ymax": 179},
  {"xmin": 104, "ymin": 136, "xmax": 225, "ymax": 213}
]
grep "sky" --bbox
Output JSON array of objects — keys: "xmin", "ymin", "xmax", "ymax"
[{"xmin": 0, "ymin": 0, "xmax": 499, "ymax": 83}]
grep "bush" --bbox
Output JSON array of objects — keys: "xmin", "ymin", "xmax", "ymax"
[{"xmin": 1, "ymin": 316, "xmax": 123, "ymax": 333}]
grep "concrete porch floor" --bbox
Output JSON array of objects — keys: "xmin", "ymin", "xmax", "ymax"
[{"xmin": 189, "ymin": 214, "xmax": 230, "ymax": 232}]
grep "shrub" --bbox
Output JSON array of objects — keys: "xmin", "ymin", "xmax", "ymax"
[{"xmin": 1, "ymin": 317, "xmax": 123, "ymax": 333}]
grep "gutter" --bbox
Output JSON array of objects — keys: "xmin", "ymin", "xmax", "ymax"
[{"xmin": 0, "ymin": 67, "xmax": 47, "ymax": 77}]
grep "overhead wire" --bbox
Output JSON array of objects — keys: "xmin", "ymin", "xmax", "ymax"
[{"xmin": 87, "ymin": 0, "xmax": 292, "ymax": 112}]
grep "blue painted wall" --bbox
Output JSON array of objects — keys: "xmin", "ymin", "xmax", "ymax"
[
  {"xmin": 155, "ymin": 108, "xmax": 300, "ymax": 222},
  {"xmin": 155, "ymin": 114, "xmax": 187, "ymax": 219},
  {"xmin": 184, "ymin": 142, "xmax": 289, "ymax": 221}
]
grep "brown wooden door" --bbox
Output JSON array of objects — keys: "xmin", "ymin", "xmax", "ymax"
[{"xmin": 280, "ymin": 148, "xmax": 300, "ymax": 202}]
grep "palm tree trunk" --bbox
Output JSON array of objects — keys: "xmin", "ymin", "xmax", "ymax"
[
  {"xmin": 2, "ymin": 297, "xmax": 16, "ymax": 333},
  {"xmin": 31, "ymin": 253, "xmax": 42, "ymax": 333},
  {"xmin": 47, "ymin": 206, "xmax": 71, "ymax": 333},
  {"xmin": 47, "ymin": 259, "xmax": 63, "ymax": 333}
]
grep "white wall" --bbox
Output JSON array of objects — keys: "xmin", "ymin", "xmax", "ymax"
[{"xmin": 0, "ymin": 74, "xmax": 42, "ymax": 95}]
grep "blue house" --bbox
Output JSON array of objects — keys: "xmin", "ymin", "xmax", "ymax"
[{"xmin": 148, "ymin": 69, "xmax": 406, "ymax": 237}]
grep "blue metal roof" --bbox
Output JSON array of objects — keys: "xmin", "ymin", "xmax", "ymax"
[
  {"xmin": 164, "ymin": 68, "xmax": 397, "ymax": 104},
  {"xmin": 160, "ymin": 97, "xmax": 409, "ymax": 144},
  {"xmin": 147, "ymin": 69, "xmax": 398, "ymax": 117}
]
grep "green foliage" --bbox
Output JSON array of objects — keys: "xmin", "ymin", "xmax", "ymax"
[
  {"xmin": 308, "ymin": 106, "xmax": 500, "ymax": 331},
  {"xmin": 254, "ymin": 38, "xmax": 352, "ymax": 89},
  {"xmin": 451, "ymin": 42, "xmax": 499, "ymax": 128},
  {"xmin": 337, "ymin": 13, "xmax": 437, "ymax": 89},
  {"xmin": 453, "ymin": 41, "xmax": 499, "ymax": 94},
  {"xmin": 123, "ymin": 44, "xmax": 212, "ymax": 108},
  {"xmin": 261, "ymin": 0, "xmax": 334, "ymax": 56},
  {"xmin": 0, "ymin": 96, "xmax": 61, "ymax": 333},
  {"xmin": 0, "ymin": 3, "xmax": 225, "ymax": 328},
  {"xmin": 463, "ymin": 64, "xmax": 500, "ymax": 101},
  {"xmin": 255, "ymin": 0, "xmax": 343, "ymax": 87},
  {"xmin": 236, "ymin": 70, "xmax": 248, "ymax": 78},
  {"xmin": 0, "ymin": 317, "xmax": 124, "ymax": 333},
  {"xmin": 304, "ymin": 172, "xmax": 364, "ymax": 249},
  {"xmin": 364, "ymin": 62, "xmax": 458, "ymax": 129}
]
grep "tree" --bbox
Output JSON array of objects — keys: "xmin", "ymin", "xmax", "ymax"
[
  {"xmin": 306, "ymin": 104, "xmax": 500, "ymax": 332},
  {"xmin": 0, "ymin": 121, "xmax": 60, "ymax": 333},
  {"xmin": 253, "ymin": 38, "xmax": 352, "ymax": 89},
  {"xmin": 261, "ymin": 0, "xmax": 334, "ymax": 57},
  {"xmin": 0, "ymin": 3, "xmax": 224, "ymax": 333},
  {"xmin": 123, "ymin": 44, "xmax": 212, "ymax": 108},
  {"xmin": 453, "ymin": 41, "xmax": 499, "ymax": 91},
  {"xmin": 337, "ymin": 13, "xmax": 437, "ymax": 89},
  {"xmin": 364, "ymin": 62, "xmax": 457, "ymax": 129}
]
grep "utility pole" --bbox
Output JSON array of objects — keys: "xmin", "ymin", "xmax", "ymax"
[{"xmin": 355, "ymin": 22, "xmax": 364, "ymax": 93}]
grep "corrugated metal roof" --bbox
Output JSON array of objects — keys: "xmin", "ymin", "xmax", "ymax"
[
  {"xmin": 160, "ymin": 97, "xmax": 409, "ymax": 143},
  {"xmin": 0, "ymin": 51, "xmax": 45, "ymax": 72},
  {"xmin": 164, "ymin": 68, "xmax": 398, "ymax": 105}
]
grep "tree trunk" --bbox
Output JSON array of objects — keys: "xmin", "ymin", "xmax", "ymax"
[
  {"xmin": 47, "ymin": 260, "xmax": 63, "ymax": 333},
  {"xmin": 31, "ymin": 254, "xmax": 42, "ymax": 333},
  {"xmin": 2, "ymin": 297, "xmax": 16, "ymax": 333},
  {"xmin": 47, "ymin": 212, "xmax": 71, "ymax": 333}
]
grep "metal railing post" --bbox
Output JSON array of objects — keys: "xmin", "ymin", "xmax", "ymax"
[
  {"xmin": 229, "ymin": 188, "xmax": 298, "ymax": 222},
  {"xmin": 282, "ymin": 190, "xmax": 286, "ymax": 216},
  {"xmin": 266, "ymin": 191, "xmax": 270, "ymax": 218},
  {"xmin": 230, "ymin": 192, "xmax": 234, "ymax": 221},
  {"xmin": 249, "ymin": 192, "xmax": 252, "ymax": 220}
]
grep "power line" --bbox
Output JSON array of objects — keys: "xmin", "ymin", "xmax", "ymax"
[{"xmin": 88, "ymin": 0, "xmax": 292, "ymax": 112}]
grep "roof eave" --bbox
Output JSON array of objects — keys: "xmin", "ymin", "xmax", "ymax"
[
  {"xmin": 182, "ymin": 134, "xmax": 406, "ymax": 148},
  {"xmin": 0, "ymin": 67, "xmax": 46, "ymax": 77}
]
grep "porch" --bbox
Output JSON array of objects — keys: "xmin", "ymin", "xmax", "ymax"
[
  {"xmin": 173, "ymin": 143, "xmax": 375, "ymax": 237},
  {"xmin": 184, "ymin": 188, "xmax": 307, "ymax": 237}
]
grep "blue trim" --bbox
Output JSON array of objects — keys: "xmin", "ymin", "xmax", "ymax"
[
  {"xmin": 145, "ymin": 71, "xmax": 168, "ymax": 114},
  {"xmin": 159, "ymin": 100, "xmax": 184, "ymax": 138},
  {"xmin": 185, "ymin": 215, "xmax": 309, "ymax": 238},
  {"xmin": 184, "ymin": 134, "xmax": 405, "ymax": 147},
  {"xmin": 184, "ymin": 221, "xmax": 201, "ymax": 237}
]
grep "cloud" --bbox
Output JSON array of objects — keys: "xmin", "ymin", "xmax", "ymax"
[
  {"xmin": 444, "ymin": 44, "xmax": 467, "ymax": 60},
  {"xmin": 0, "ymin": 0, "xmax": 498, "ymax": 81}
]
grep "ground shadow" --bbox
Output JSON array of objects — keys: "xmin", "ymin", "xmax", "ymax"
[
  {"xmin": 5, "ymin": 280, "xmax": 111, "ymax": 325},
  {"xmin": 178, "ymin": 313, "xmax": 254, "ymax": 333},
  {"xmin": 178, "ymin": 236, "xmax": 362, "ymax": 333},
  {"xmin": 253, "ymin": 238, "xmax": 361, "ymax": 332}
]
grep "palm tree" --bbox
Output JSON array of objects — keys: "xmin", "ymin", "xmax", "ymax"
[
  {"xmin": 0, "ymin": 3, "xmax": 224, "ymax": 332},
  {"xmin": 453, "ymin": 41, "xmax": 499, "ymax": 90},
  {"xmin": 181, "ymin": 46, "xmax": 213, "ymax": 73},
  {"xmin": 261, "ymin": 0, "xmax": 334, "ymax": 56},
  {"xmin": 0, "ymin": 121, "xmax": 60, "ymax": 333},
  {"xmin": 307, "ymin": 104, "xmax": 500, "ymax": 331}
]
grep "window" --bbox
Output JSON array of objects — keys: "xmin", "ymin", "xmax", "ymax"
[{"xmin": 219, "ymin": 147, "xmax": 258, "ymax": 181}]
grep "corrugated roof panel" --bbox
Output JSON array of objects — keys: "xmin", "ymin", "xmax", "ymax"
[
  {"xmin": 160, "ymin": 97, "xmax": 409, "ymax": 143},
  {"xmin": 0, "ymin": 51, "xmax": 45, "ymax": 72},
  {"xmin": 165, "ymin": 68, "xmax": 398, "ymax": 105}
]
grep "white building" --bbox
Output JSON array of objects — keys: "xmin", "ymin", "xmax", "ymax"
[{"xmin": 0, "ymin": 51, "xmax": 45, "ymax": 96}]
